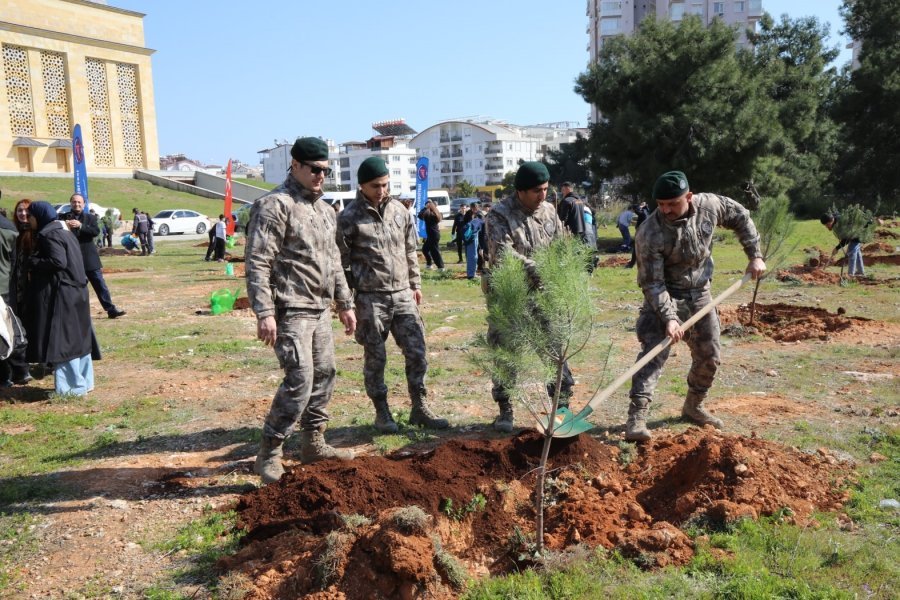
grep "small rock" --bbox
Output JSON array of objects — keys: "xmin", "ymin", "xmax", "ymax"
[
  {"xmin": 870, "ymin": 452, "xmax": 888, "ymax": 463},
  {"xmin": 765, "ymin": 369, "xmax": 778, "ymax": 377},
  {"xmin": 879, "ymin": 499, "xmax": 900, "ymax": 510},
  {"xmin": 734, "ymin": 463, "xmax": 748, "ymax": 475}
]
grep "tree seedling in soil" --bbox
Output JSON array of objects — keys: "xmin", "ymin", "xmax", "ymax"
[{"xmin": 476, "ymin": 237, "xmax": 597, "ymax": 555}]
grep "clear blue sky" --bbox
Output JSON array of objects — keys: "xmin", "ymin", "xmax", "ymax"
[{"xmin": 108, "ymin": 1, "xmax": 853, "ymax": 167}]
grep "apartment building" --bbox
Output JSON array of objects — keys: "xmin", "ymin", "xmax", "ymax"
[
  {"xmin": 338, "ymin": 120, "xmax": 418, "ymax": 193},
  {"xmin": 587, "ymin": 0, "xmax": 763, "ymax": 123},
  {"xmin": 409, "ymin": 120, "xmax": 583, "ymax": 190},
  {"xmin": 257, "ymin": 137, "xmax": 341, "ymax": 188}
]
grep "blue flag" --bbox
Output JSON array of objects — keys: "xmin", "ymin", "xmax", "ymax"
[
  {"xmin": 415, "ymin": 157, "xmax": 429, "ymax": 239},
  {"xmin": 72, "ymin": 124, "xmax": 89, "ymax": 207}
]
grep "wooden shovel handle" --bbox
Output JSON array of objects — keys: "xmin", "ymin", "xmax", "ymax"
[{"xmin": 578, "ymin": 272, "xmax": 752, "ymax": 417}]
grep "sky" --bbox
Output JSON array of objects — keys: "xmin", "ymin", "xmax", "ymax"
[{"xmin": 107, "ymin": 1, "xmax": 854, "ymax": 167}]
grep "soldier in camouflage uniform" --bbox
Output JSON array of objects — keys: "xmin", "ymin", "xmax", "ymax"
[
  {"xmin": 336, "ymin": 157, "xmax": 449, "ymax": 433},
  {"xmin": 246, "ymin": 137, "xmax": 358, "ymax": 484},
  {"xmin": 482, "ymin": 162, "xmax": 574, "ymax": 433},
  {"xmin": 625, "ymin": 171, "xmax": 766, "ymax": 442}
]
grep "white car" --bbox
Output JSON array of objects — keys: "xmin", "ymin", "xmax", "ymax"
[
  {"xmin": 57, "ymin": 202, "xmax": 121, "ymax": 221},
  {"xmin": 152, "ymin": 209, "xmax": 209, "ymax": 235}
]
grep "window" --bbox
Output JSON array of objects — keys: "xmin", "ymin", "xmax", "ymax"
[
  {"xmin": 465, "ymin": 161, "xmax": 471, "ymax": 168},
  {"xmin": 600, "ymin": 1, "xmax": 622, "ymax": 12},
  {"xmin": 689, "ymin": 2, "xmax": 704, "ymax": 16},
  {"xmin": 392, "ymin": 169, "xmax": 401, "ymax": 176},
  {"xmin": 713, "ymin": 2, "xmax": 724, "ymax": 16},
  {"xmin": 391, "ymin": 155, "xmax": 400, "ymax": 162},
  {"xmin": 600, "ymin": 17, "xmax": 619, "ymax": 34},
  {"xmin": 670, "ymin": 2, "xmax": 684, "ymax": 20},
  {"xmin": 478, "ymin": 160, "xmax": 483, "ymax": 167},
  {"xmin": 392, "ymin": 183, "xmax": 401, "ymax": 190},
  {"xmin": 734, "ymin": 1, "xmax": 745, "ymax": 12},
  {"xmin": 506, "ymin": 159, "xmax": 513, "ymax": 166}
]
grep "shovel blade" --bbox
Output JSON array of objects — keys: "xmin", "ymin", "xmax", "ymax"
[{"xmin": 534, "ymin": 406, "xmax": 595, "ymax": 438}]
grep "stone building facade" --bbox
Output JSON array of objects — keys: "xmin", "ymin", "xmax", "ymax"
[{"xmin": 0, "ymin": 0, "xmax": 159, "ymax": 174}]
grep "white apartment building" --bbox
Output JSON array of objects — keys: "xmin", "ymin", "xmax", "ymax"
[
  {"xmin": 338, "ymin": 120, "xmax": 418, "ymax": 193},
  {"xmin": 409, "ymin": 120, "xmax": 583, "ymax": 190},
  {"xmin": 257, "ymin": 137, "xmax": 341, "ymax": 188},
  {"xmin": 587, "ymin": 0, "xmax": 763, "ymax": 123}
]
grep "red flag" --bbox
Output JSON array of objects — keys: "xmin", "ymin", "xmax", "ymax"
[{"xmin": 224, "ymin": 159, "xmax": 235, "ymax": 236}]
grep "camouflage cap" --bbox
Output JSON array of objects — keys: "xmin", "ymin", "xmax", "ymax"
[{"xmin": 653, "ymin": 171, "xmax": 690, "ymax": 200}]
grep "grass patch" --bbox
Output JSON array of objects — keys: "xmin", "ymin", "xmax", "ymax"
[{"xmin": 0, "ymin": 512, "xmax": 39, "ymax": 594}]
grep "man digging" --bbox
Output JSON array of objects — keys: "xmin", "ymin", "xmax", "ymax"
[{"xmin": 625, "ymin": 171, "xmax": 766, "ymax": 442}]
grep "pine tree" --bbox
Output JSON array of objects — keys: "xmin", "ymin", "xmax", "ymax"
[{"xmin": 477, "ymin": 237, "xmax": 596, "ymax": 555}]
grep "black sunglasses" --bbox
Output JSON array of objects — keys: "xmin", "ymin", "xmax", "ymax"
[{"xmin": 301, "ymin": 161, "xmax": 333, "ymax": 177}]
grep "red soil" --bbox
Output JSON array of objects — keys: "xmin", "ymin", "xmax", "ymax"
[{"xmin": 219, "ymin": 428, "xmax": 848, "ymax": 599}]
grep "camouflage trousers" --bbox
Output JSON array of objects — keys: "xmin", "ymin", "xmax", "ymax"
[
  {"xmin": 262, "ymin": 307, "xmax": 336, "ymax": 439},
  {"xmin": 486, "ymin": 304, "xmax": 574, "ymax": 405},
  {"xmin": 354, "ymin": 289, "xmax": 427, "ymax": 400},
  {"xmin": 629, "ymin": 288, "xmax": 721, "ymax": 405}
]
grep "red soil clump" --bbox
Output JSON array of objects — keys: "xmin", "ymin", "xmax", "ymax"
[
  {"xmin": 220, "ymin": 429, "xmax": 848, "ymax": 599},
  {"xmin": 598, "ymin": 255, "xmax": 630, "ymax": 268},
  {"xmin": 720, "ymin": 302, "xmax": 872, "ymax": 342}
]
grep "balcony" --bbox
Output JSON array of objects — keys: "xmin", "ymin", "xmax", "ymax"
[
  {"xmin": 440, "ymin": 168, "xmax": 450, "ymax": 174},
  {"xmin": 439, "ymin": 151, "xmax": 450, "ymax": 159},
  {"xmin": 450, "ymin": 134, "xmax": 462, "ymax": 142},
  {"xmin": 485, "ymin": 148, "xmax": 502, "ymax": 155},
  {"xmin": 451, "ymin": 166, "xmax": 463, "ymax": 173},
  {"xmin": 451, "ymin": 150, "xmax": 462, "ymax": 158},
  {"xmin": 485, "ymin": 164, "xmax": 503, "ymax": 171}
]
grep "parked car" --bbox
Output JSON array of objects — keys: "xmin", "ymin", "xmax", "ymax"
[
  {"xmin": 450, "ymin": 197, "xmax": 479, "ymax": 217},
  {"xmin": 152, "ymin": 209, "xmax": 209, "ymax": 235},
  {"xmin": 57, "ymin": 202, "xmax": 121, "ymax": 221}
]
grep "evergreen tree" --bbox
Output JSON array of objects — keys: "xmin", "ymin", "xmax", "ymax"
[
  {"xmin": 543, "ymin": 134, "xmax": 590, "ymax": 188},
  {"xmin": 746, "ymin": 13, "xmax": 841, "ymax": 216},
  {"xmin": 477, "ymin": 238, "xmax": 596, "ymax": 555},
  {"xmin": 833, "ymin": 0, "xmax": 900, "ymax": 212},
  {"xmin": 575, "ymin": 16, "xmax": 775, "ymax": 200},
  {"xmin": 748, "ymin": 194, "xmax": 796, "ymax": 324}
]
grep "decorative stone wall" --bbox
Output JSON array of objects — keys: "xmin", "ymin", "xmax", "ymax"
[
  {"xmin": 116, "ymin": 62, "xmax": 144, "ymax": 167},
  {"xmin": 2, "ymin": 44, "xmax": 36, "ymax": 136},
  {"xmin": 85, "ymin": 57, "xmax": 114, "ymax": 166},
  {"xmin": 40, "ymin": 50, "xmax": 71, "ymax": 138}
]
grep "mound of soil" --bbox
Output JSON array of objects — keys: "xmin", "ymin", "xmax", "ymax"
[
  {"xmin": 102, "ymin": 267, "xmax": 144, "ymax": 274},
  {"xmin": 598, "ymin": 255, "xmax": 630, "ymax": 268},
  {"xmin": 776, "ymin": 266, "xmax": 842, "ymax": 285},
  {"xmin": 864, "ymin": 242, "xmax": 896, "ymax": 254},
  {"xmin": 720, "ymin": 303, "xmax": 874, "ymax": 342},
  {"xmin": 876, "ymin": 228, "xmax": 899, "ymax": 240},
  {"xmin": 220, "ymin": 429, "xmax": 847, "ymax": 599}
]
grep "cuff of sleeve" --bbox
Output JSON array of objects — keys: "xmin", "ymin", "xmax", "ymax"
[
  {"xmin": 256, "ymin": 309, "xmax": 275, "ymax": 320},
  {"xmin": 336, "ymin": 300, "xmax": 354, "ymax": 312},
  {"xmin": 745, "ymin": 247, "xmax": 764, "ymax": 260}
]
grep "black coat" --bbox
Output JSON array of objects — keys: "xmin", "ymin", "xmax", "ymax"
[
  {"xmin": 26, "ymin": 221, "xmax": 99, "ymax": 364},
  {"xmin": 60, "ymin": 210, "xmax": 102, "ymax": 272}
]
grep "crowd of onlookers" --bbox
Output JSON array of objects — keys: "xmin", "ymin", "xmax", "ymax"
[{"xmin": 0, "ymin": 190, "xmax": 125, "ymax": 395}]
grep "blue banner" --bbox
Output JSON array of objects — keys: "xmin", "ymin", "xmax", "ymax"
[
  {"xmin": 72, "ymin": 124, "xmax": 89, "ymax": 207},
  {"xmin": 414, "ymin": 157, "xmax": 429, "ymax": 239}
]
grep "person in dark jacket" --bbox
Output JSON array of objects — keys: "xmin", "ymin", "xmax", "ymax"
[
  {"xmin": 625, "ymin": 201, "xmax": 649, "ymax": 268},
  {"xmin": 27, "ymin": 201, "xmax": 101, "ymax": 396},
  {"xmin": 61, "ymin": 194, "xmax": 126, "ymax": 319},
  {"xmin": 450, "ymin": 204, "xmax": 468, "ymax": 263},
  {"xmin": 557, "ymin": 182, "xmax": 585, "ymax": 238},
  {"xmin": 418, "ymin": 200, "xmax": 444, "ymax": 270},
  {"xmin": 0, "ymin": 208, "xmax": 31, "ymax": 387}
]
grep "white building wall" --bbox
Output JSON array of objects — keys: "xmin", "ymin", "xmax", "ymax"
[
  {"xmin": 343, "ymin": 141, "xmax": 417, "ymax": 193},
  {"xmin": 259, "ymin": 138, "xmax": 341, "ymax": 187}
]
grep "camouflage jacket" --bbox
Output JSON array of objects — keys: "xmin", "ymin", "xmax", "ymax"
[
  {"xmin": 245, "ymin": 176, "xmax": 353, "ymax": 319},
  {"xmin": 484, "ymin": 194, "xmax": 565, "ymax": 286},
  {"xmin": 336, "ymin": 190, "xmax": 420, "ymax": 293},
  {"xmin": 635, "ymin": 192, "xmax": 762, "ymax": 322}
]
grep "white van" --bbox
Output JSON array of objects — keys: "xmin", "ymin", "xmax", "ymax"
[
  {"xmin": 427, "ymin": 190, "xmax": 451, "ymax": 219},
  {"xmin": 320, "ymin": 190, "xmax": 357, "ymax": 212}
]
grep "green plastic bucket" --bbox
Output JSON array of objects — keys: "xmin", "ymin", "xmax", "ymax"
[{"xmin": 210, "ymin": 287, "xmax": 240, "ymax": 315}]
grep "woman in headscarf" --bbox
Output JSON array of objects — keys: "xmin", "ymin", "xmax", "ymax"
[
  {"xmin": 9, "ymin": 199, "xmax": 35, "ymax": 323},
  {"xmin": 26, "ymin": 200, "xmax": 100, "ymax": 396}
]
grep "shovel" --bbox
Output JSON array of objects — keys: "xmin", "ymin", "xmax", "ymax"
[{"xmin": 539, "ymin": 272, "xmax": 752, "ymax": 438}]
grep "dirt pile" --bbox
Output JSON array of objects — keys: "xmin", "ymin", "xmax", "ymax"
[
  {"xmin": 219, "ymin": 429, "xmax": 848, "ymax": 599},
  {"xmin": 720, "ymin": 303, "xmax": 876, "ymax": 341}
]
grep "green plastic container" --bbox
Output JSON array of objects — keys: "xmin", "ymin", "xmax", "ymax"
[
  {"xmin": 210, "ymin": 287, "xmax": 240, "ymax": 315},
  {"xmin": 225, "ymin": 262, "xmax": 234, "ymax": 276}
]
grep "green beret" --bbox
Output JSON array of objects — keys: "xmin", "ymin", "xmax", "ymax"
[
  {"xmin": 514, "ymin": 161, "xmax": 550, "ymax": 190},
  {"xmin": 290, "ymin": 137, "xmax": 329, "ymax": 162},
  {"xmin": 653, "ymin": 170, "xmax": 690, "ymax": 200},
  {"xmin": 357, "ymin": 156, "xmax": 389, "ymax": 184}
]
